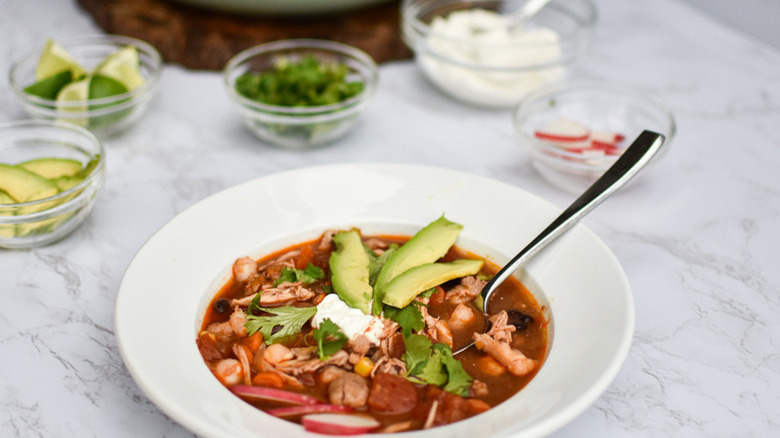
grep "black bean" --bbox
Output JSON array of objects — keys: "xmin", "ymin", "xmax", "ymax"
[
  {"xmin": 506, "ymin": 310, "xmax": 534, "ymax": 331},
  {"xmin": 213, "ymin": 298, "xmax": 230, "ymax": 314}
]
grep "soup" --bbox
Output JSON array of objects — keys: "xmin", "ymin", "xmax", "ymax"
[{"xmin": 197, "ymin": 218, "xmax": 547, "ymax": 434}]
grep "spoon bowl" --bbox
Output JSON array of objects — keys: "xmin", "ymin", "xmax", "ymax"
[{"xmin": 456, "ymin": 130, "xmax": 665, "ymax": 354}]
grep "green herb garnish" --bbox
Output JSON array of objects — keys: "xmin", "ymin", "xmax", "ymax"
[
  {"xmin": 312, "ymin": 318, "xmax": 349, "ymax": 359},
  {"xmin": 245, "ymin": 305, "xmax": 317, "ymax": 344},
  {"xmin": 383, "ymin": 303, "xmax": 425, "ymax": 338},
  {"xmin": 274, "ymin": 263, "xmax": 326, "ymax": 286},
  {"xmin": 401, "ymin": 335, "xmax": 472, "ymax": 396},
  {"xmin": 235, "ymin": 56, "xmax": 364, "ymax": 107}
]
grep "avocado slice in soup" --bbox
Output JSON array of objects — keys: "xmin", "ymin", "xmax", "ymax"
[
  {"xmin": 372, "ymin": 215, "xmax": 463, "ymax": 314},
  {"xmin": 329, "ymin": 230, "xmax": 374, "ymax": 314},
  {"xmin": 381, "ymin": 259, "xmax": 484, "ymax": 309}
]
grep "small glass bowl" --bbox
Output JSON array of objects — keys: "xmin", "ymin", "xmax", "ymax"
[
  {"xmin": 0, "ymin": 120, "xmax": 106, "ymax": 249},
  {"xmin": 8, "ymin": 34, "xmax": 162, "ymax": 138},
  {"xmin": 223, "ymin": 39, "xmax": 378, "ymax": 149},
  {"xmin": 402, "ymin": 0, "xmax": 597, "ymax": 108},
  {"xmin": 513, "ymin": 81, "xmax": 676, "ymax": 193}
]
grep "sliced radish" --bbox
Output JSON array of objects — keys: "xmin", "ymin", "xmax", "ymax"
[
  {"xmin": 534, "ymin": 118, "xmax": 590, "ymax": 143},
  {"xmin": 229, "ymin": 385, "xmax": 322, "ymax": 406},
  {"xmin": 590, "ymin": 131, "xmax": 624, "ymax": 145},
  {"xmin": 268, "ymin": 404, "xmax": 354, "ymax": 418},
  {"xmin": 302, "ymin": 413, "xmax": 381, "ymax": 435}
]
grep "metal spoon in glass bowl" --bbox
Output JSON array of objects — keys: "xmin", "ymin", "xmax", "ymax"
[{"xmin": 454, "ymin": 130, "xmax": 665, "ymax": 355}]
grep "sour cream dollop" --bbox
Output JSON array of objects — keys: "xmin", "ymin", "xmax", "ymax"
[
  {"xmin": 420, "ymin": 9, "xmax": 564, "ymax": 107},
  {"xmin": 311, "ymin": 294, "xmax": 385, "ymax": 345}
]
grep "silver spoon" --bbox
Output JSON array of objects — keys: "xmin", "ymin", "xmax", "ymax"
[
  {"xmin": 506, "ymin": 0, "xmax": 553, "ymax": 29},
  {"xmin": 455, "ymin": 130, "xmax": 665, "ymax": 355}
]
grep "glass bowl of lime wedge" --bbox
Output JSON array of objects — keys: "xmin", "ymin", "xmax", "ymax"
[
  {"xmin": 0, "ymin": 120, "xmax": 106, "ymax": 249},
  {"xmin": 9, "ymin": 35, "xmax": 162, "ymax": 137}
]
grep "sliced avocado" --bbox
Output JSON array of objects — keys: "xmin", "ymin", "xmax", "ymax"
[
  {"xmin": 0, "ymin": 164, "xmax": 59, "ymax": 203},
  {"xmin": 372, "ymin": 215, "xmax": 463, "ymax": 314},
  {"xmin": 329, "ymin": 230, "xmax": 374, "ymax": 314},
  {"xmin": 0, "ymin": 189, "xmax": 14, "ymax": 205},
  {"xmin": 17, "ymin": 157, "xmax": 83, "ymax": 179},
  {"xmin": 382, "ymin": 259, "xmax": 484, "ymax": 309},
  {"xmin": 51, "ymin": 175, "xmax": 84, "ymax": 191}
]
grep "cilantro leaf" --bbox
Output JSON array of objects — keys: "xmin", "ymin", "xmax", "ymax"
[
  {"xmin": 384, "ymin": 304, "xmax": 425, "ymax": 338},
  {"xmin": 436, "ymin": 343, "xmax": 473, "ymax": 397},
  {"xmin": 274, "ymin": 263, "xmax": 326, "ymax": 286},
  {"xmin": 414, "ymin": 347, "xmax": 448, "ymax": 386},
  {"xmin": 402, "ymin": 334, "xmax": 433, "ymax": 376},
  {"xmin": 248, "ymin": 292, "xmax": 263, "ymax": 315},
  {"xmin": 244, "ymin": 306, "xmax": 317, "ymax": 344},
  {"xmin": 418, "ymin": 287, "xmax": 437, "ymax": 299},
  {"xmin": 312, "ymin": 318, "xmax": 348, "ymax": 360}
]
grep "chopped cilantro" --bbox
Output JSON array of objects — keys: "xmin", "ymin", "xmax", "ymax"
[
  {"xmin": 274, "ymin": 263, "xmax": 326, "ymax": 286},
  {"xmin": 248, "ymin": 292, "xmax": 263, "ymax": 315},
  {"xmin": 321, "ymin": 285, "xmax": 334, "ymax": 294},
  {"xmin": 384, "ymin": 303, "xmax": 425, "ymax": 338},
  {"xmin": 244, "ymin": 305, "xmax": 317, "ymax": 344},
  {"xmin": 234, "ymin": 56, "xmax": 365, "ymax": 107},
  {"xmin": 402, "ymin": 334, "xmax": 433, "ymax": 376},
  {"xmin": 402, "ymin": 335, "xmax": 473, "ymax": 397},
  {"xmin": 418, "ymin": 287, "xmax": 438, "ymax": 298},
  {"xmin": 312, "ymin": 318, "xmax": 348, "ymax": 360}
]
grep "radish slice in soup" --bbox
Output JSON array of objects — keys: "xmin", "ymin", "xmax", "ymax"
[
  {"xmin": 302, "ymin": 413, "xmax": 381, "ymax": 435},
  {"xmin": 229, "ymin": 385, "xmax": 322, "ymax": 405},
  {"xmin": 268, "ymin": 404, "xmax": 354, "ymax": 418}
]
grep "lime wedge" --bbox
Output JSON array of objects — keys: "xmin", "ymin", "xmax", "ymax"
[
  {"xmin": 35, "ymin": 39, "xmax": 85, "ymax": 81},
  {"xmin": 94, "ymin": 46, "xmax": 145, "ymax": 91},
  {"xmin": 88, "ymin": 74, "xmax": 128, "ymax": 99},
  {"xmin": 56, "ymin": 77, "xmax": 90, "ymax": 127},
  {"xmin": 24, "ymin": 70, "xmax": 73, "ymax": 100}
]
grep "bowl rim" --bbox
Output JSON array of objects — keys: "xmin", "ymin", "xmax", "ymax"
[
  {"xmin": 222, "ymin": 38, "xmax": 378, "ymax": 116},
  {"xmin": 402, "ymin": 0, "xmax": 598, "ymax": 49},
  {"xmin": 8, "ymin": 34, "xmax": 163, "ymax": 111},
  {"xmin": 513, "ymin": 80, "xmax": 677, "ymax": 172},
  {"xmin": 0, "ymin": 119, "xmax": 106, "ymax": 219}
]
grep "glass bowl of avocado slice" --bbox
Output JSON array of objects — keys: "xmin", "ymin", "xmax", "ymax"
[
  {"xmin": 0, "ymin": 119, "xmax": 106, "ymax": 249},
  {"xmin": 8, "ymin": 35, "xmax": 162, "ymax": 138}
]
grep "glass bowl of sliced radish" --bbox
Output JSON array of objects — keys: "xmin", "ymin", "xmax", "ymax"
[
  {"xmin": 513, "ymin": 81, "xmax": 675, "ymax": 192},
  {"xmin": 0, "ymin": 119, "xmax": 105, "ymax": 249}
]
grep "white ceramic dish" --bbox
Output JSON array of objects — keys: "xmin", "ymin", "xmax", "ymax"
[
  {"xmin": 168, "ymin": 0, "xmax": 392, "ymax": 16},
  {"xmin": 116, "ymin": 163, "xmax": 634, "ymax": 437}
]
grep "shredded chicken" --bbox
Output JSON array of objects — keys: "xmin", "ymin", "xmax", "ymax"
[
  {"xmin": 230, "ymin": 281, "xmax": 316, "ymax": 308},
  {"xmin": 473, "ymin": 333, "xmax": 535, "ymax": 376},
  {"xmin": 229, "ymin": 307, "xmax": 248, "ymax": 337},
  {"xmin": 487, "ymin": 311, "xmax": 516, "ymax": 344},
  {"xmin": 276, "ymin": 350, "xmax": 351, "ymax": 376},
  {"xmin": 370, "ymin": 357, "xmax": 407, "ymax": 377},
  {"xmin": 232, "ymin": 344, "xmax": 252, "ymax": 384},
  {"xmin": 318, "ymin": 230, "xmax": 337, "ymax": 251},
  {"xmin": 233, "ymin": 257, "xmax": 258, "ymax": 283},
  {"xmin": 420, "ymin": 306, "xmax": 453, "ymax": 347},
  {"xmin": 423, "ymin": 400, "xmax": 439, "ymax": 429},
  {"xmin": 470, "ymin": 379, "xmax": 489, "ymax": 398},
  {"xmin": 264, "ymin": 344, "xmax": 294, "ymax": 365},
  {"xmin": 448, "ymin": 303, "xmax": 477, "ymax": 331},
  {"xmin": 445, "ymin": 276, "xmax": 486, "ymax": 304},
  {"xmin": 363, "ymin": 238, "xmax": 389, "ymax": 251}
]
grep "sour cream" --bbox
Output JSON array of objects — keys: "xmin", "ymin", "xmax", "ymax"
[
  {"xmin": 420, "ymin": 9, "xmax": 564, "ymax": 107},
  {"xmin": 311, "ymin": 294, "xmax": 385, "ymax": 345}
]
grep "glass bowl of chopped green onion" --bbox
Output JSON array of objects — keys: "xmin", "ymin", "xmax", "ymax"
[
  {"xmin": 8, "ymin": 34, "xmax": 162, "ymax": 138},
  {"xmin": 223, "ymin": 39, "xmax": 378, "ymax": 149},
  {"xmin": 0, "ymin": 119, "xmax": 106, "ymax": 249}
]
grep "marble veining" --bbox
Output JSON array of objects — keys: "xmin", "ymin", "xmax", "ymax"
[{"xmin": 2, "ymin": 0, "xmax": 779, "ymax": 436}]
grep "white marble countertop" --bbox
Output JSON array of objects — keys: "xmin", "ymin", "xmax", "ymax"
[{"xmin": 1, "ymin": 0, "xmax": 779, "ymax": 436}]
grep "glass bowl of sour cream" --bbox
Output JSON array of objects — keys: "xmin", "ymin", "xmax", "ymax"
[{"xmin": 401, "ymin": 0, "xmax": 597, "ymax": 108}]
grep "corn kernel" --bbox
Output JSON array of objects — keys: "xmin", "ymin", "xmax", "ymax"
[{"xmin": 354, "ymin": 356, "xmax": 374, "ymax": 377}]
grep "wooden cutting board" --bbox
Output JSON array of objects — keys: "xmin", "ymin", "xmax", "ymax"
[{"xmin": 77, "ymin": 0, "xmax": 413, "ymax": 70}]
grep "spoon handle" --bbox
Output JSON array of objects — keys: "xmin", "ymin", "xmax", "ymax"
[{"xmin": 481, "ymin": 130, "xmax": 665, "ymax": 308}]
